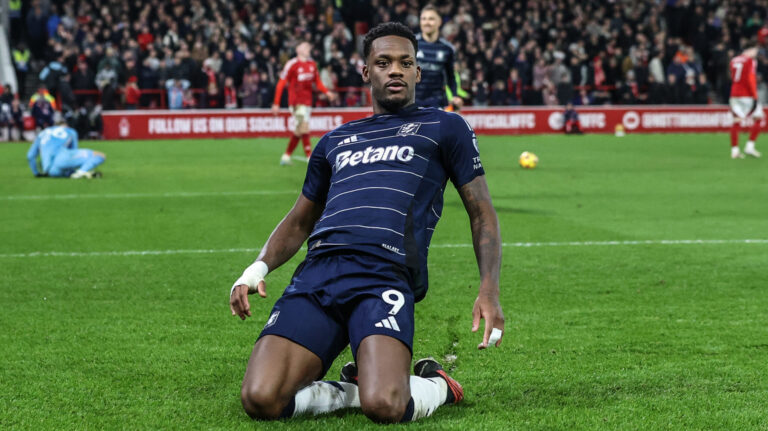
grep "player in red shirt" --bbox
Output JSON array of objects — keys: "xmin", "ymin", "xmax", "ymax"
[
  {"xmin": 272, "ymin": 42, "xmax": 336, "ymax": 165},
  {"xmin": 728, "ymin": 44, "xmax": 762, "ymax": 158}
]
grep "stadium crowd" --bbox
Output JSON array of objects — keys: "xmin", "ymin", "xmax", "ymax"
[{"xmin": 6, "ymin": 0, "xmax": 768, "ymax": 117}]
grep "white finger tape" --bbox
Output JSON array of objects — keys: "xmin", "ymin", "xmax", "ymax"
[
  {"xmin": 488, "ymin": 328, "xmax": 503, "ymax": 346},
  {"xmin": 230, "ymin": 260, "xmax": 269, "ymax": 297}
]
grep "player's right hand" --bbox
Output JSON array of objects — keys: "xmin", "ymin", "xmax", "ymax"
[
  {"xmin": 230, "ymin": 281, "xmax": 266, "ymax": 320},
  {"xmin": 229, "ymin": 260, "xmax": 269, "ymax": 320},
  {"xmin": 271, "ymin": 104, "xmax": 280, "ymax": 116}
]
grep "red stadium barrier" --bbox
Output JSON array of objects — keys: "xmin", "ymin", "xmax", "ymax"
[{"xmin": 101, "ymin": 105, "xmax": 766, "ymax": 139}]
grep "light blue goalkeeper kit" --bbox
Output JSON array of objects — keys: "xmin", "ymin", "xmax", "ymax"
[
  {"xmin": 258, "ymin": 104, "xmax": 485, "ymax": 373},
  {"xmin": 27, "ymin": 126, "xmax": 104, "ymax": 177}
]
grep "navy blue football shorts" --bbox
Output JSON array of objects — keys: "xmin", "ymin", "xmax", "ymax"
[{"xmin": 257, "ymin": 253, "xmax": 415, "ymax": 376}]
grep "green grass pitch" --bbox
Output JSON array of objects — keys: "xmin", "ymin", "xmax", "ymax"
[{"xmin": 2, "ymin": 132, "xmax": 768, "ymax": 430}]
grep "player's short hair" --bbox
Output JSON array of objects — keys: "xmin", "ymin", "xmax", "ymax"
[
  {"xmin": 421, "ymin": 4, "xmax": 439, "ymax": 16},
  {"xmin": 362, "ymin": 22, "xmax": 418, "ymax": 61}
]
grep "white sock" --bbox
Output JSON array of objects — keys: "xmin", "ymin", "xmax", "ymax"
[
  {"xmin": 290, "ymin": 381, "xmax": 360, "ymax": 417},
  {"xmin": 746, "ymin": 141, "xmax": 756, "ymax": 150},
  {"xmin": 407, "ymin": 376, "xmax": 447, "ymax": 421}
]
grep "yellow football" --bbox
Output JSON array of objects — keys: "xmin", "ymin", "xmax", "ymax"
[{"xmin": 519, "ymin": 151, "xmax": 538, "ymax": 169}]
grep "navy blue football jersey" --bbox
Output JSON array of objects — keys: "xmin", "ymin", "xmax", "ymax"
[
  {"xmin": 301, "ymin": 105, "xmax": 484, "ymax": 301},
  {"xmin": 415, "ymin": 34, "xmax": 457, "ymax": 108}
]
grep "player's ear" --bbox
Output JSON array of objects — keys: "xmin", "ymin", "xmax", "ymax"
[
  {"xmin": 415, "ymin": 65, "xmax": 421, "ymax": 83},
  {"xmin": 362, "ymin": 65, "xmax": 370, "ymax": 84}
]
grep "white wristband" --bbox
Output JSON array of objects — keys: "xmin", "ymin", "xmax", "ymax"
[
  {"xmin": 488, "ymin": 328, "xmax": 503, "ymax": 346},
  {"xmin": 230, "ymin": 261, "xmax": 269, "ymax": 297}
]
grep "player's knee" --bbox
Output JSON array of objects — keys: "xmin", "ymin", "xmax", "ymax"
[
  {"xmin": 359, "ymin": 388, "xmax": 409, "ymax": 423},
  {"xmin": 240, "ymin": 384, "xmax": 289, "ymax": 420}
]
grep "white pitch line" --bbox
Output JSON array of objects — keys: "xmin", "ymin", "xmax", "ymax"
[
  {"xmin": 1, "ymin": 239, "xmax": 767, "ymax": 258},
  {"xmin": 0, "ymin": 248, "xmax": 263, "ymax": 258},
  {"xmin": 0, "ymin": 190, "xmax": 299, "ymax": 201}
]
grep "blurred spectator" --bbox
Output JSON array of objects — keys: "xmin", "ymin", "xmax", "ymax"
[
  {"xmin": 257, "ymin": 72, "xmax": 274, "ymax": 108},
  {"xmin": 29, "ymin": 86, "xmax": 57, "ymax": 110},
  {"xmin": 182, "ymin": 88, "xmax": 197, "ymax": 109},
  {"xmin": 506, "ymin": 69, "xmax": 522, "ymax": 105},
  {"xmin": 124, "ymin": 77, "xmax": 140, "ymax": 109},
  {"xmin": 95, "ymin": 63, "xmax": 118, "ymax": 110},
  {"xmin": 647, "ymin": 74, "xmax": 666, "ymax": 105},
  {"xmin": 0, "ymin": 84, "xmax": 13, "ymax": 106},
  {"xmin": 681, "ymin": 72, "xmax": 697, "ymax": 104},
  {"xmin": 203, "ymin": 60, "xmax": 220, "ymax": 108},
  {"xmin": 574, "ymin": 88, "xmax": 593, "ymax": 106},
  {"xmin": 46, "ymin": 5, "xmax": 61, "ymax": 42},
  {"xmin": 166, "ymin": 79, "xmax": 189, "ymax": 110},
  {"xmin": 617, "ymin": 70, "xmax": 641, "ymax": 104},
  {"xmin": 31, "ymin": 89, "xmax": 55, "ymax": 130},
  {"xmin": 666, "ymin": 74, "xmax": 682, "ymax": 104},
  {"xmin": 471, "ymin": 70, "xmax": 489, "ymax": 106},
  {"xmin": 137, "ymin": 26, "xmax": 154, "ymax": 52},
  {"xmin": 694, "ymin": 74, "xmax": 710, "ymax": 104},
  {"xmin": 73, "ymin": 103, "xmax": 103, "ymax": 140},
  {"xmin": 12, "ymin": 43, "xmax": 30, "ymax": 97},
  {"xmin": 223, "ymin": 77, "xmax": 238, "ymax": 109},
  {"xmin": 25, "ymin": 4, "xmax": 47, "ymax": 60},
  {"xmin": 97, "ymin": 48, "xmax": 122, "ymax": 82},
  {"xmin": 8, "ymin": 0, "xmax": 21, "ymax": 42},
  {"xmin": 71, "ymin": 55, "xmax": 96, "ymax": 107},
  {"xmin": 5, "ymin": 98, "xmax": 26, "ymax": 141},
  {"xmin": 489, "ymin": 81, "xmax": 507, "ymax": 106},
  {"xmin": 239, "ymin": 74, "xmax": 261, "ymax": 108}
]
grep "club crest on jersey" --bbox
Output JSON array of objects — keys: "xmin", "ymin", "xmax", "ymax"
[
  {"xmin": 397, "ymin": 122, "xmax": 421, "ymax": 137},
  {"xmin": 335, "ymin": 145, "xmax": 415, "ymax": 171}
]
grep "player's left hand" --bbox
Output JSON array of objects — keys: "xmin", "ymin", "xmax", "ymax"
[
  {"xmin": 451, "ymin": 96, "xmax": 464, "ymax": 110},
  {"xmin": 472, "ymin": 287, "xmax": 504, "ymax": 349},
  {"xmin": 327, "ymin": 91, "xmax": 337, "ymax": 103}
]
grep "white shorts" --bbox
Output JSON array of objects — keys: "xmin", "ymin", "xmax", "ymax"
[
  {"xmin": 730, "ymin": 97, "xmax": 765, "ymax": 119},
  {"xmin": 290, "ymin": 105, "xmax": 312, "ymax": 125}
]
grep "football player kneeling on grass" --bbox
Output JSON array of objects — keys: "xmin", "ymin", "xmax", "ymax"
[
  {"xmin": 26, "ymin": 114, "xmax": 105, "ymax": 179},
  {"xmin": 228, "ymin": 22, "xmax": 504, "ymax": 423}
]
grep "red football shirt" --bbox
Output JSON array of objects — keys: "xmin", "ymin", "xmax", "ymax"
[
  {"xmin": 730, "ymin": 55, "xmax": 757, "ymax": 98},
  {"xmin": 273, "ymin": 57, "xmax": 329, "ymax": 107}
]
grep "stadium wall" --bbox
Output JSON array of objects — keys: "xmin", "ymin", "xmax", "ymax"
[{"xmin": 102, "ymin": 106, "xmax": 764, "ymax": 139}]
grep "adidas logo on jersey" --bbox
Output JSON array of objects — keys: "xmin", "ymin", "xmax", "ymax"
[
  {"xmin": 374, "ymin": 316, "xmax": 401, "ymax": 332},
  {"xmin": 340, "ymin": 135, "xmax": 359, "ymax": 145},
  {"xmin": 335, "ymin": 145, "xmax": 415, "ymax": 171}
]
